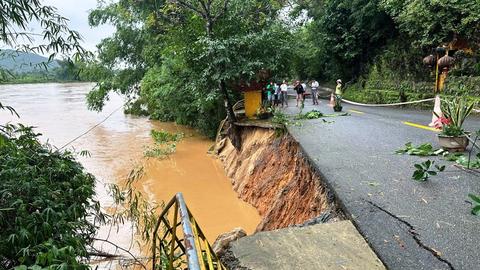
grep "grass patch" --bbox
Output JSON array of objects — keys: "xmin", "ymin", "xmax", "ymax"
[
  {"xmin": 144, "ymin": 130, "xmax": 184, "ymax": 159},
  {"xmin": 151, "ymin": 129, "xmax": 184, "ymax": 143}
]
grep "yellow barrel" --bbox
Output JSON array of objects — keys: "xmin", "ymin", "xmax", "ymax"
[{"xmin": 244, "ymin": 90, "xmax": 262, "ymax": 118}]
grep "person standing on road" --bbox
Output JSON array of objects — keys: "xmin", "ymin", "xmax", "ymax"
[
  {"xmin": 280, "ymin": 80, "xmax": 288, "ymax": 107},
  {"xmin": 274, "ymin": 82, "xmax": 280, "ymax": 107},
  {"xmin": 294, "ymin": 80, "xmax": 305, "ymax": 107},
  {"xmin": 334, "ymin": 79, "xmax": 343, "ymax": 107},
  {"xmin": 311, "ymin": 79, "xmax": 319, "ymax": 105},
  {"xmin": 335, "ymin": 79, "xmax": 343, "ymax": 96},
  {"xmin": 266, "ymin": 81, "xmax": 275, "ymax": 105}
]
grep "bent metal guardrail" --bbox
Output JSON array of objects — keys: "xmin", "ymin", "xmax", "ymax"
[{"xmin": 151, "ymin": 193, "xmax": 227, "ymax": 270}]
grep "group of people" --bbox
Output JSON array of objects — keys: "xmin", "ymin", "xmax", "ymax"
[
  {"xmin": 263, "ymin": 79, "xmax": 323, "ymax": 107},
  {"xmin": 264, "ymin": 80, "xmax": 290, "ymax": 107},
  {"xmin": 263, "ymin": 79, "xmax": 344, "ymax": 108}
]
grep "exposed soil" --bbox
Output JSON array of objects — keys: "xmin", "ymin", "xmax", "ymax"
[{"xmin": 218, "ymin": 127, "xmax": 337, "ymax": 231}]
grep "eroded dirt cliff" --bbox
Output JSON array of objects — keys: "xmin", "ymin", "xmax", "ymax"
[{"xmin": 218, "ymin": 127, "xmax": 333, "ymax": 231}]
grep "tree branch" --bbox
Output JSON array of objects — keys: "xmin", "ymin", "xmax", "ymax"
[
  {"xmin": 92, "ymin": 238, "xmax": 147, "ymax": 270},
  {"xmin": 213, "ymin": 0, "xmax": 230, "ymax": 23},
  {"xmin": 173, "ymin": 0, "xmax": 205, "ymax": 18}
]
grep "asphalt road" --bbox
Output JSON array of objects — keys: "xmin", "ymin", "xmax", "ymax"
[{"xmin": 282, "ymin": 97, "xmax": 480, "ymax": 269}]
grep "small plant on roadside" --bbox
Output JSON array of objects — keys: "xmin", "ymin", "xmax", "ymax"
[
  {"xmin": 447, "ymin": 153, "xmax": 480, "ymax": 169},
  {"xmin": 271, "ymin": 110, "xmax": 289, "ymax": 125},
  {"xmin": 468, "ymin": 194, "xmax": 480, "ymax": 216},
  {"xmin": 271, "ymin": 110, "xmax": 289, "ymax": 136},
  {"xmin": 434, "ymin": 96, "xmax": 476, "ymax": 137},
  {"xmin": 396, "ymin": 142, "xmax": 445, "ymax": 156},
  {"xmin": 412, "ymin": 160, "xmax": 445, "ymax": 181}
]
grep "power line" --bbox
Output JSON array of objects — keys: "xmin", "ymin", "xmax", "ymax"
[{"xmin": 57, "ymin": 104, "xmax": 124, "ymax": 151}]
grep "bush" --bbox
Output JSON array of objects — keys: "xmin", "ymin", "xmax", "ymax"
[
  {"xmin": 445, "ymin": 76, "xmax": 480, "ymax": 96},
  {"xmin": 343, "ymin": 87, "xmax": 434, "ymax": 108},
  {"xmin": 140, "ymin": 59, "xmax": 226, "ymax": 139},
  {"xmin": 0, "ymin": 124, "xmax": 101, "ymax": 269}
]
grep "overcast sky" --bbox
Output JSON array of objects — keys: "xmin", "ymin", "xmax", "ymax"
[{"xmin": 43, "ymin": 0, "xmax": 115, "ymax": 53}]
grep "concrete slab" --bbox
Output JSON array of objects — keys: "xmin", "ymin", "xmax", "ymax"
[{"xmin": 229, "ymin": 221, "xmax": 385, "ymax": 270}]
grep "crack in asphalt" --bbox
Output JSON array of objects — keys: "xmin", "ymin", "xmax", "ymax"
[{"xmin": 367, "ymin": 201, "xmax": 455, "ymax": 270}]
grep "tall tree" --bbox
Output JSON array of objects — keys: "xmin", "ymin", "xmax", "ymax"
[
  {"xmin": 87, "ymin": 0, "xmax": 292, "ymax": 142},
  {"xmin": 381, "ymin": 0, "xmax": 480, "ymax": 47}
]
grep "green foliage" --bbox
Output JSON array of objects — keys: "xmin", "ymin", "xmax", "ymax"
[
  {"xmin": 293, "ymin": 0, "xmax": 480, "ymax": 102},
  {"xmin": 468, "ymin": 194, "xmax": 480, "ymax": 216},
  {"xmin": 380, "ymin": 0, "xmax": 480, "ymax": 47},
  {"xmin": 139, "ymin": 60, "xmax": 225, "ymax": 138},
  {"xmin": 0, "ymin": 124, "xmax": 102, "ymax": 269},
  {"xmin": 445, "ymin": 77, "xmax": 480, "ymax": 96},
  {"xmin": 87, "ymin": 0, "xmax": 292, "ymax": 138},
  {"xmin": 412, "ymin": 160, "xmax": 445, "ymax": 182},
  {"xmin": 0, "ymin": 2, "xmax": 98, "ymax": 268},
  {"xmin": 86, "ymin": 82, "xmax": 112, "ymax": 112},
  {"xmin": 449, "ymin": 153, "xmax": 480, "ymax": 169},
  {"xmin": 441, "ymin": 125, "xmax": 464, "ymax": 137},
  {"xmin": 151, "ymin": 130, "xmax": 184, "ymax": 144},
  {"xmin": 144, "ymin": 129, "xmax": 184, "ymax": 159},
  {"xmin": 144, "ymin": 144, "xmax": 177, "ymax": 158},
  {"xmin": 271, "ymin": 110, "xmax": 290, "ymax": 136},
  {"xmin": 398, "ymin": 132, "xmax": 480, "ymax": 170},
  {"xmin": 106, "ymin": 166, "xmax": 159, "ymax": 259},
  {"xmin": 295, "ymin": 0, "xmax": 396, "ymax": 80},
  {"xmin": 271, "ymin": 110, "xmax": 289, "ymax": 126},
  {"xmin": 440, "ymin": 96, "xmax": 477, "ymax": 135},
  {"xmin": 295, "ymin": 110, "xmax": 324, "ymax": 120},
  {"xmin": 396, "ymin": 142, "xmax": 445, "ymax": 156}
]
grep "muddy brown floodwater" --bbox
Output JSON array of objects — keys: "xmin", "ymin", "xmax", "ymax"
[{"xmin": 0, "ymin": 82, "xmax": 260, "ymax": 266}]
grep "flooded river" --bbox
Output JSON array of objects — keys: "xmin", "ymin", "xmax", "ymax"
[{"xmin": 0, "ymin": 82, "xmax": 260, "ymax": 263}]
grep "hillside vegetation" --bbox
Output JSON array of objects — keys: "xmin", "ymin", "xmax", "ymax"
[{"xmin": 293, "ymin": 0, "xmax": 480, "ymax": 103}]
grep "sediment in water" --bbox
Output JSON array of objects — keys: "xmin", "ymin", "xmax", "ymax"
[{"xmin": 217, "ymin": 127, "xmax": 339, "ymax": 231}]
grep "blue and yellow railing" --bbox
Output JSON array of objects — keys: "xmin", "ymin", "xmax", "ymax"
[{"xmin": 151, "ymin": 193, "xmax": 227, "ymax": 270}]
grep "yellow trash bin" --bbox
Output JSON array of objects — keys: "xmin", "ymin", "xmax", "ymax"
[{"xmin": 244, "ymin": 90, "xmax": 262, "ymax": 119}]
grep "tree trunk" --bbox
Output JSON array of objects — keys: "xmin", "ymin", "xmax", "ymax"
[
  {"xmin": 219, "ymin": 80, "xmax": 241, "ymax": 150},
  {"xmin": 204, "ymin": 12, "xmax": 240, "ymax": 150}
]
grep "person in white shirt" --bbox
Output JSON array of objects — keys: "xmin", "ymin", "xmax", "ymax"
[
  {"xmin": 280, "ymin": 80, "xmax": 288, "ymax": 107},
  {"xmin": 311, "ymin": 80, "xmax": 319, "ymax": 105},
  {"xmin": 274, "ymin": 82, "xmax": 281, "ymax": 106}
]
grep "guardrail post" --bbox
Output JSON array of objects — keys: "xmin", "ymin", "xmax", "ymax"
[{"xmin": 176, "ymin": 193, "xmax": 201, "ymax": 270}]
